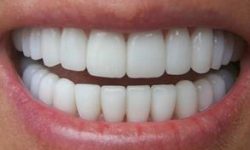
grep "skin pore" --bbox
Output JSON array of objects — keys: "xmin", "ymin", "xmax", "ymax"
[{"xmin": 0, "ymin": 0, "xmax": 250, "ymax": 149}]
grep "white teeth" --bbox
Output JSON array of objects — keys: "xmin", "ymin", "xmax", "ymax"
[
  {"xmin": 151, "ymin": 85, "xmax": 176, "ymax": 121},
  {"xmin": 75, "ymin": 84, "xmax": 101, "ymax": 120},
  {"xmin": 175, "ymin": 80, "xmax": 198, "ymax": 119},
  {"xmin": 53, "ymin": 78, "xmax": 76, "ymax": 115},
  {"xmin": 29, "ymin": 28, "xmax": 42, "ymax": 60},
  {"xmin": 30, "ymin": 69, "xmax": 49, "ymax": 98},
  {"xmin": 127, "ymin": 31, "xmax": 165, "ymax": 78},
  {"xmin": 211, "ymin": 30, "xmax": 225, "ymax": 70},
  {"xmin": 41, "ymin": 28, "xmax": 61, "ymax": 67},
  {"xmin": 22, "ymin": 64, "xmax": 42, "ymax": 89},
  {"xmin": 22, "ymin": 61, "xmax": 235, "ymax": 122},
  {"xmin": 38, "ymin": 73, "xmax": 59, "ymax": 105},
  {"xmin": 222, "ymin": 33, "xmax": 235, "ymax": 65},
  {"xmin": 15, "ymin": 28, "xmax": 244, "ymax": 78},
  {"xmin": 60, "ymin": 28, "xmax": 87, "ymax": 71},
  {"xmin": 101, "ymin": 86, "xmax": 126, "ymax": 122},
  {"xmin": 22, "ymin": 28, "xmax": 31, "ymax": 57},
  {"xmin": 206, "ymin": 74, "xmax": 226, "ymax": 102},
  {"xmin": 17, "ymin": 27, "xmax": 241, "ymax": 122},
  {"xmin": 12, "ymin": 30, "xmax": 23, "ymax": 51},
  {"xmin": 127, "ymin": 86, "xmax": 151, "ymax": 122},
  {"xmin": 218, "ymin": 70, "xmax": 235, "ymax": 91},
  {"xmin": 87, "ymin": 30, "xmax": 126, "ymax": 78},
  {"xmin": 165, "ymin": 28, "xmax": 192, "ymax": 75},
  {"xmin": 192, "ymin": 28, "xmax": 213, "ymax": 73},
  {"xmin": 194, "ymin": 79, "xmax": 213, "ymax": 111}
]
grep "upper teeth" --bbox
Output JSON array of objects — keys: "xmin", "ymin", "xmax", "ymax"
[{"xmin": 13, "ymin": 27, "xmax": 244, "ymax": 78}]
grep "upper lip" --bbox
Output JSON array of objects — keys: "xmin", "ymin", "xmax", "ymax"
[
  {"xmin": 1, "ymin": 0, "xmax": 250, "ymax": 42},
  {"xmin": 0, "ymin": 0, "xmax": 250, "ymax": 150}
]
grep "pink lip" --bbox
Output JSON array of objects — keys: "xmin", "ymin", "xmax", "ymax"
[{"xmin": 0, "ymin": 35, "xmax": 249, "ymax": 149}]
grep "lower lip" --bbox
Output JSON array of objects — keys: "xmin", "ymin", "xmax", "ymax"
[{"xmin": 0, "ymin": 38, "xmax": 249, "ymax": 150}]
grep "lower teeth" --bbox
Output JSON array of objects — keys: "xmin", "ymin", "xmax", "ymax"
[{"xmin": 20, "ymin": 58, "xmax": 237, "ymax": 123}]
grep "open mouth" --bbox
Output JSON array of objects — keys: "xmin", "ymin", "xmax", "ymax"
[
  {"xmin": 1, "ymin": 0, "xmax": 250, "ymax": 150},
  {"xmin": 12, "ymin": 27, "xmax": 244, "ymax": 123}
]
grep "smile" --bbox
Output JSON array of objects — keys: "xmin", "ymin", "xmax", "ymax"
[
  {"xmin": 13, "ymin": 27, "xmax": 244, "ymax": 123},
  {"xmin": 1, "ymin": 0, "xmax": 250, "ymax": 149}
]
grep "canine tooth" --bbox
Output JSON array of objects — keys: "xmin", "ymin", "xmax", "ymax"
[
  {"xmin": 38, "ymin": 73, "xmax": 59, "ymax": 105},
  {"xmin": 41, "ymin": 28, "xmax": 60, "ymax": 67},
  {"xmin": 222, "ymin": 32, "xmax": 235, "ymax": 65},
  {"xmin": 30, "ymin": 28, "xmax": 42, "ymax": 60},
  {"xmin": 60, "ymin": 28, "xmax": 87, "ymax": 71},
  {"xmin": 22, "ymin": 28, "xmax": 31, "ymax": 57},
  {"xmin": 87, "ymin": 30, "xmax": 126, "ymax": 78},
  {"xmin": 127, "ymin": 31, "xmax": 165, "ymax": 78},
  {"xmin": 211, "ymin": 31, "xmax": 225, "ymax": 70},
  {"xmin": 194, "ymin": 79, "xmax": 213, "ymax": 111},
  {"xmin": 151, "ymin": 85, "xmax": 176, "ymax": 121},
  {"xmin": 30, "ymin": 69, "xmax": 49, "ymax": 98},
  {"xmin": 165, "ymin": 28, "xmax": 192, "ymax": 75},
  {"xmin": 218, "ymin": 70, "xmax": 235, "ymax": 91},
  {"xmin": 53, "ymin": 78, "xmax": 76, "ymax": 115},
  {"xmin": 127, "ymin": 85, "xmax": 151, "ymax": 122},
  {"xmin": 22, "ymin": 64, "xmax": 42, "ymax": 89},
  {"xmin": 12, "ymin": 30, "xmax": 23, "ymax": 51},
  {"xmin": 101, "ymin": 86, "xmax": 126, "ymax": 122},
  {"xmin": 206, "ymin": 74, "xmax": 226, "ymax": 102},
  {"xmin": 75, "ymin": 84, "xmax": 101, "ymax": 121},
  {"xmin": 192, "ymin": 28, "xmax": 213, "ymax": 73},
  {"xmin": 175, "ymin": 80, "xmax": 198, "ymax": 119}
]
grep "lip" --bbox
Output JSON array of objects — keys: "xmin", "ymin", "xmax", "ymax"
[{"xmin": 0, "ymin": 0, "xmax": 250, "ymax": 149}]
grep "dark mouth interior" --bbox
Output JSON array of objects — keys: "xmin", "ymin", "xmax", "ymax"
[{"xmin": 10, "ymin": 52, "xmax": 240, "ymax": 86}]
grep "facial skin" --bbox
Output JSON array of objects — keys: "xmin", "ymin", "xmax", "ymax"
[{"xmin": 0, "ymin": 0, "xmax": 250, "ymax": 150}]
